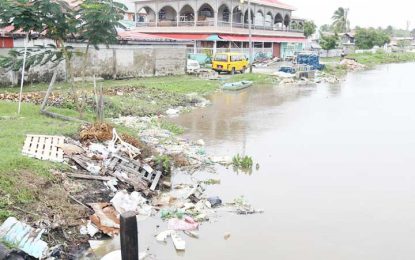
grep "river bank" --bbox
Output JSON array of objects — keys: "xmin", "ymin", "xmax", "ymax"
[
  {"xmin": 0, "ymin": 72, "xmax": 272, "ymax": 258},
  {"xmin": 322, "ymin": 51, "xmax": 415, "ymax": 76},
  {"xmin": 0, "ymin": 56, "xmax": 414, "ymax": 258}
]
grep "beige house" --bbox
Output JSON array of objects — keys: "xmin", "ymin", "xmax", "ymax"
[{"xmin": 120, "ymin": 0, "xmax": 306, "ymax": 59}]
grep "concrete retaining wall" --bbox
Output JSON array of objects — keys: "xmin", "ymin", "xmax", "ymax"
[{"xmin": 0, "ymin": 44, "xmax": 187, "ymax": 86}]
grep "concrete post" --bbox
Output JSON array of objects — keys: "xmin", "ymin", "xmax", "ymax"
[
  {"xmin": 230, "ymin": 0, "xmax": 233, "ymax": 30},
  {"xmin": 155, "ymin": 1, "xmax": 159, "ymax": 27}
]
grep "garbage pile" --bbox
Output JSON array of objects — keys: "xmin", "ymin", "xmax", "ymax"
[
  {"xmin": 253, "ymin": 57, "xmax": 280, "ymax": 68},
  {"xmin": 296, "ymin": 53, "xmax": 325, "ymax": 70},
  {"xmin": 339, "ymin": 58, "xmax": 366, "ymax": 71},
  {"xmin": 0, "ymin": 91, "xmax": 63, "ymax": 106},
  {"xmin": 11, "ymin": 120, "xmax": 262, "ymax": 258},
  {"xmin": 112, "ymin": 116, "xmax": 221, "ymax": 170}
]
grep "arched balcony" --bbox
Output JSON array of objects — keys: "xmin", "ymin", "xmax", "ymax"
[
  {"xmin": 274, "ymin": 13, "xmax": 283, "ymax": 30},
  {"xmin": 265, "ymin": 12, "xmax": 273, "ymax": 29},
  {"xmin": 197, "ymin": 3, "xmax": 215, "ymax": 26},
  {"xmin": 218, "ymin": 4, "xmax": 231, "ymax": 26},
  {"xmin": 137, "ymin": 7, "xmax": 156, "ymax": 27},
  {"xmin": 232, "ymin": 6, "xmax": 244, "ymax": 28},
  {"xmin": 134, "ymin": 1, "xmax": 303, "ymax": 34},
  {"xmin": 158, "ymin": 6, "xmax": 177, "ymax": 27},
  {"xmin": 284, "ymin": 14, "xmax": 291, "ymax": 30},
  {"xmin": 179, "ymin": 5, "xmax": 195, "ymax": 26}
]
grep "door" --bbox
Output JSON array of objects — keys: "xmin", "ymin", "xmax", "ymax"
[{"xmin": 272, "ymin": 42, "xmax": 281, "ymax": 58}]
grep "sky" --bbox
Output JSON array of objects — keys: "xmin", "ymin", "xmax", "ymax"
[{"xmin": 288, "ymin": 0, "xmax": 414, "ymax": 30}]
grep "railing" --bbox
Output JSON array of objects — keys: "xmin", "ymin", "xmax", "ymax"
[
  {"xmin": 136, "ymin": 22, "xmax": 156, "ymax": 27},
  {"xmin": 196, "ymin": 20, "xmax": 215, "ymax": 26},
  {"xmin": 136, "ymin": 20, "xmax": 304, "ymax": 33},
  {"xmin": 178, "ymin": 21, "xmax": 194, "ymax": 27}
]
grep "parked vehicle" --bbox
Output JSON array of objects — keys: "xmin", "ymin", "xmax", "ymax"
[
  {"xmin": 187, "ymin": 59, "xmax": 201, "ymax": 74},
  {"xmin": 212, "ymin": 53, "xmax": 249, "ymax": 74}
]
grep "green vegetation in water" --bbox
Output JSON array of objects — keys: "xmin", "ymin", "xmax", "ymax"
[
  {"xmin": 232, "ymin": 154, "xmax": 254, "ymax": 170},
  {"xmin": 202, "ymin": 178, "xmax": 221, "ymax": 185}
]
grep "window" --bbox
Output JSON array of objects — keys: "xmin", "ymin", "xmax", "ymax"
[{"xmin": 214, "ymin": 54, "xmax": 228, "ymax": 61}]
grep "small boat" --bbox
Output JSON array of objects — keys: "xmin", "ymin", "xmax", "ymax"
[{"xmin": 222, "ymin": 80, "xmax": 253, "ymax": 91}]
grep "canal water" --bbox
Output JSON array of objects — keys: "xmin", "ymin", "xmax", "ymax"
[{"xmin": 134, "ymin": 63, "xmax": 415, "ymax": 260}]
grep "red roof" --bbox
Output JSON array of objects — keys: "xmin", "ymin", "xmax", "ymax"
[
  {"xmin": 220, "ymin": 34, "xmax": 305, "ymax": 43},
  {"xmin": 151, "ymin": 33, "xmax": 211, "ymax": 41},
  {"xmin": 118, "ymin": 31, "xmax": 179, "ymax": 41}
]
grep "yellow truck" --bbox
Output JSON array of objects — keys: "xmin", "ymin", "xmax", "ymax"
[{"xmin": 212, "ymin": 52, "xmax": 249, "ymax": 74}]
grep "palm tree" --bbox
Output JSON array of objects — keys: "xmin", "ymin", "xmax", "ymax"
[{"xmin": 332, "ymin": 7, "xmax": 350, "ymax": 33}]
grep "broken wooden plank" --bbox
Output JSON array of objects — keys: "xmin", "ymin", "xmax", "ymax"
[
  {"xmin": 150, "ymin": 171, "xmax": 161, "ymax": 191},
  {"xmin": 66, "ymin": 173, "xmax": 114, "ymax": 182}
]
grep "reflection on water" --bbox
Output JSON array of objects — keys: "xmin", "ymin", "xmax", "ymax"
[
  {"xmin": 174, "ymin": 85, "xmax": 315, "ymax": 146},
  {"xmin": 138, "ymin": 63, "xmax": 415, "ymax": 260}
]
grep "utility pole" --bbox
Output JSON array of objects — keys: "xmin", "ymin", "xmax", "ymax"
[
  {"xmin": 240, "ymin": 0, "xmax": 253, "ymax": 73},
  {"xmin": 248, "ymin": 0, "xmax": 253, "ymax": 73}
]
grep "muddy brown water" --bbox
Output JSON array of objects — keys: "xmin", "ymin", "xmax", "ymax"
[{"xmin": 98, "ymin": 63, "xmax": 415, "ymax": 260}]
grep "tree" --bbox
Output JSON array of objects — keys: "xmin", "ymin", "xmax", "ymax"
[
  {"xmin": 319, "ymin": 33, "xmax": 338, "ymax": 54},
  {"xmin": 411, "ymin": 28, "xmax": 415, "ymax": 38},
  {"xmin": 0, "ymin": 0, "xmax": 126, "ymax": 120},
  {"xmin": 332, "ymin": 7, "xmax": 350, "ymax": 33},
  {"xmin": 77, "ymin": 0, "xmax": 126, "ymax": 81},
  {"xmin": 303, "ymin": 20, "xmax": 317, "ymax": 38},
  {"xmin": 320, "ymin": 24, "xmax": 332, "ymax": 32},
  {"xmin": 355, "ymin": 28, "xmax": 390, "ymax": 49}
]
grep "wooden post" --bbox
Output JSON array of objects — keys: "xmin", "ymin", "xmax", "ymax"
[{"xmin": 120, "ymin": 211, "xmax": 138, "ymax": 260}]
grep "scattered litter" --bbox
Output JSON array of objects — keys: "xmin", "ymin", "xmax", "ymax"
[
  {"xmin": 101, "ymin": 250, "xmax": 149, "ymax": 260},
  {"xmin": 80, "ymin": 122, "xmax": 113, "ymax": 142},
  {"xmin": 22, "ymin": 134, "xmax": 64, "ymax": 162},
  {"xmin": 110, "ymin": 190, "xmax": 152, "ymax": 219},
  {"xmin": 339, "ymin": 58, "xmax": 366, "ymax": 71},
  {"xmin": 183, "ymin": 230, "xmax": 199, "ymax": 239},
  {"xmin": 58, "ymin": 143, "xmax": 84, "ymax": 155},
  {"xmin": 210, "ymin": 156, "xmax": 232, "ymax": 165},
  {"xmin": 168, "ymin": 216, "xmax": 199, "ymax": 231},
  {"xmin": 224, "ymin": 232, "xmax": 231, "ymax": 240},
  {"xmin": 207, "ymin": 196, "xmax": 222, "ymax": 208},
  {"xmin": 160, "ymin": 208, "xmax": 185, "ymax": 220},
  {"xmin": 166, "ymin": 108, "xmax": 180, "ymax": 116},
  {"xmin": 171, "ymin": 231, "xmax": 186, "ymax": 251},
  {"xmin": 89, "ymin": 203, "xmax": 120, "ymax": 237},
  {"xmin": 187, "ymin": 184, "xmax": 205, "ymax": 203},
  {"xmin": 80, "ymin": 220, "xmax": 99, "ymax": 237},
  {"xmin": 0, "ymin": 217, "xmax": 49, "ymax": 259},
  {"xmin": 156, "ymin": 230, "xmax": 174, "ymax": 242},
  {"xmin": 195, "ymin": 139, "xmax": 205, "ymax": 146},
  {"xmin": 231, "ymin": 196, "xmax": 264, "ymax": 215}
]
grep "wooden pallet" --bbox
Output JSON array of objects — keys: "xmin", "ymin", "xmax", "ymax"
[{"xmin": 22, "ymin": 134, "xmax": 65, "ymax": 162}]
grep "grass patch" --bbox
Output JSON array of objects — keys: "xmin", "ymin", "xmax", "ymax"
[
  {"xmin": 159, "ymin": 120, "xmax": 184, "ymax": 135},
  {"xmin": 0, "ymin": 75, "xmax": 220, "ymax": 95},
  {"xmin": 0, "ymin": 101, "xmax": 87, "ymax": 221},
  {"xmin": 347, "ymin": 52, "xmax": 415, "ymax": 67},
  {"xmin": 323, "ymin": 63, "xmax": 348, "ymax": 77},
  {"xmin": 225, "ymin": 73, "xmax": 274, "ymax": 84}
]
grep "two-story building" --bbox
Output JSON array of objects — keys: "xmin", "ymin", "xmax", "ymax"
[{"xmin": 121, "ymin": 0, "xmax": 306, "ymax": 59}]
